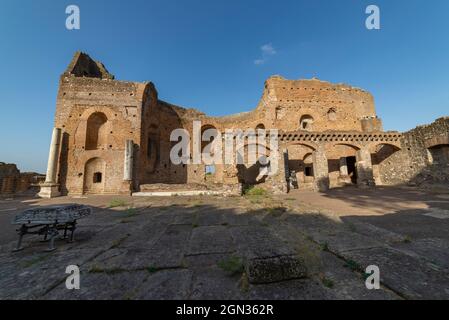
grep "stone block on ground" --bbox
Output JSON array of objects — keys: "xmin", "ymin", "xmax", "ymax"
[{"xmin": 231, "ymin": 226, "xmax": 307, "ymax": 284}]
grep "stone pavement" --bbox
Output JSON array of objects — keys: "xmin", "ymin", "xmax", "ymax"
[{"xmin": 0, "ymin": 186, "xmax": 448, "ymax": 300}]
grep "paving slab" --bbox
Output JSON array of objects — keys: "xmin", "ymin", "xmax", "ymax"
[
  {"xmin": 0, "ymin": 248, "xmax": 102, "ymax": 299},
  {"xmin": 231, "ymin": 226, "xmax": 306, "ymax": 283},
  {"xmin": 340, "ymin": 247, "xmax": 449, "ymax": 299},
  {"xmin": 190, "ymin": 266, "xmax": 245, "ymax": 300},
  {"xmin": 188, "ymin": 226, "xmax": 234, "ymax": 255},
  {"xmin": 392, "ymin": 238, "xmax": 449, "ymax": 270},
  {"xmin": 44, "ymin": 271, "xmax": 149, "ymax": 300},
  {"xmin": 133, "ymin": 269, "xmax": 193, "ymax": 299}
]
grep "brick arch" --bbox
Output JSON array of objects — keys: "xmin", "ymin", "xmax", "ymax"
[
  {"xmin": 332, "ymin": 142, "xmax": 361, "ymax": 151},
  {"xmin": 368, "ymin": 141, "xmax": 402, "ymax": 153},
  {"xmin": 424, "ymin": 134, "xmax": 449, "ymax": 149},
  {"xmin": 80, "ymin": 107, "xmax": 116, "ymax": 121},
  {"xmin": 286, "ymin": 141, "xmax": 317, "ymax": 151},
  {"xmin": 83, "ymin": 157, "xmax": 106, "ymax": 194},
  {"xmin": 85, "ymin": 112, "xmax": 108, "ymax": 150}
]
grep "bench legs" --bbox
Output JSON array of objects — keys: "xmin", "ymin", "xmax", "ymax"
[
  {"xmin": 12, "ymin": 225, "xmax": 27, "ymax": 252},
  {"xmin": 45, "ymin": 226, "xmax": 59, "ymax": 252},
  {"xmin": 12, "ymin": 221, "xmax": 78, "ymax": 252}
]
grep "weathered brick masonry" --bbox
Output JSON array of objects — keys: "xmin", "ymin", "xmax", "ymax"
[{"xmin": 38, "ymin": 52, "xmax": 448, "ymax": 197}]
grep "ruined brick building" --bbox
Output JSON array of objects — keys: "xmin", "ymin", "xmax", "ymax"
[
  {"xmin": 38, "ymin": 52, "xmax": 449, "ymax": 197},
  {"xmin": 0, "ymin": 163, "xmax": 44, "ymax": 196}
]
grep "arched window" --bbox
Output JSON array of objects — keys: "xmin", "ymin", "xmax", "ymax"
[
  {"xmin": 86, "ymin": 112, "xmax": 108, "ymax": 150},
  {"xmin": 255, "ymin": 123, "xmax": 265, "ymax": 131},
  {"xmin": 327, "ymin": 108, "xmax": 337, "ymax": 121},
  {"xmin": 300, "ymin": 115, "xmax": 314, "ymax": 131}
]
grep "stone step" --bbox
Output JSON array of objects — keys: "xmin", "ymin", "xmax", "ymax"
[{"xmin": 133, "ymin": 190, "xmax": 224, "ymax": 197}]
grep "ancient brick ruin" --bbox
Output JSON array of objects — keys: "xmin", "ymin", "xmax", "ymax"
[
  {"xmin": 38, "ymin": 52, "xmax": 449, "ymax": 197},
  {"xmin": 0, "ymin": 163, "xmax": 44, "ymax": 196}
]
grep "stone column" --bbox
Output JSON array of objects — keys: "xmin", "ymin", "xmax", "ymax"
[
  {"xmin": 312, "ymin": 146, "xmax": 329, "ymax": 192},
  {"xmin": 121, "ymin": 140, "xmax": 134, "ymax": 195},
  {"xmin": 338, "ymin": 157, "xmax": 351, "ymax": 185},
  {"xmin": 123, "ymin": 140, "xmax": 134, "ymax": 181},
  {"xmin": 339, "ymin": 157, "xmax": 348, "ymax": 176},
  {"xmin": 356, "ymin": 148, "xmax": 375, "ymax": 188},
  {"xmin": 39, "ymin": 128, "xmax": 62, "ymax": 198}
]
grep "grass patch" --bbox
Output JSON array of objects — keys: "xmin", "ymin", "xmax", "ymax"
[
  {"xmin": 403, "ymin": 235, "xmax": 412, "ymax": 243},
  {"xmin": 266, "ymin": 206, "xmax": 287, "ymax": 216},
  {"xmin": 344, "ymin": 259, "xmax": 362, "ymax": 272},
  {"xmin": 239, "ymin": 272, "xmax": 250, "ymax": 292},
  {"xmin": 124, "ymin": 208, "xmax": 137, "ymax": 217},
  {"xmin": 320, "ymin": 276, "xmax": 335, "ymax": 288},
  {"xmin": 21, "ymin": 254, "xmax": 50, "ymax": 268},
  {"xmin": 218, "ymin": 256, "xmax": 244, "ymax": 276},
  {"xmin": 89, "ymin": 265, "xmax": 125, "ymax": 274},
  {"xmin": 110, "ymin": 236, "xmax": 128, "ymax": 249},
  {"xmin": 147, "ymin": 266, "xmax": 158, "ymax": 274},
  {"xmin": 249, "ymin": 197, "xmax": 263, "ymax": 205},
  {"xmin": 88, "ymin": 265, "xmax": 105, "ymax": 273},
  {"xmin": 109, "ymin": 199, "xmax": 128, "ymax": 208},
  {"xmin": 244, "ymin": 186, "xmax": 267, "ymax": 196}
]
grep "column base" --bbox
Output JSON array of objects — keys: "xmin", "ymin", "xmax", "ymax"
[
  {"xmin": 120, "ymin": 180, "xmax": 133, "ymax": 195},
  {"xmin": 314, "ymin": 177, "xmax": 330, "ymax": 192},
  {"xmin": 357, "ymin": 179, "xmax": 376, "ymax": 189},
  {"xmin": 38, "ymin": 183, "xmax": 61, "ymax": 198},
  {"xmin": 338, "ymin": 175, "xmax": 352, "ymax": 185}
]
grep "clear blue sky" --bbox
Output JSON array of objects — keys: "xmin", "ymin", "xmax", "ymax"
[{"xmin": 1, "ymin": 0, "xmax": 448, "ymax": 173}]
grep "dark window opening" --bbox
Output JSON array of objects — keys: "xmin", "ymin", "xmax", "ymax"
[
  {"xmin": 93, "ymin": 172, "xmax": 102, "ymax": 184},
  {"xmin": 304, "ymin": 166, "xmax": 313, "ymax": 177},
  {"xmin": 147, "ymin": 138, "xmax": 153, "ymax": 158}
]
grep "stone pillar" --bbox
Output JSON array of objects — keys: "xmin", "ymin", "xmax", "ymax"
[
  {"xmin": 39, "ymin": 128, "xmax": 62, "ymax": 198},
  {"xmin": 356, "ymin": 148, "xmax": 375, "ymax": 188},
  {"xmin": 121, "ymin": 140, "xmax": 134, "ymax": 194},
  {"xmin": 120, "ymin": 140, "xmax": 134, "ymax": 195},
  {"xmin": 339, "ymin": 157, "xmax": 348, "ymax": 176},
  {"xmin": 312, "ymin": 146, "xmax": 329, "ymax": 192},
  {"xmin": 338, "ymin": 157, "xmax": 351, "ymax": 185},
  {"xmin": 124, "ymin": 140, "xmax": 134, "ymax": 181}
]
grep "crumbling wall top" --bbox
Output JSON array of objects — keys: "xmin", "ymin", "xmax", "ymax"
[{"xmin": 64, "ymin": 51, "xmax": 114, "ymax": 80}]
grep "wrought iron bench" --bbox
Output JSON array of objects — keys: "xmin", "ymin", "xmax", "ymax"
[{"xmin": 12, "ymin": 204, "xmax": 92, "ymax": 252}]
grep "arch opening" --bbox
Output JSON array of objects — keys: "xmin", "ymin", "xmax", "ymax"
[
  {"xmin": 83, "ymin": 157, "xmax": 106, "ymax": 194},
  {"xmin": 300, "ymin": 115, "xmax": 314, "ymax": 131},
  {"xmin": 86, "ymin": 112, "xmax": 108, "ymax": 150}
]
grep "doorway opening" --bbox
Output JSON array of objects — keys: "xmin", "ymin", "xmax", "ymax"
[{"xmin": 346, "ymin": 156, "xmax": 357, "ymax": 184}]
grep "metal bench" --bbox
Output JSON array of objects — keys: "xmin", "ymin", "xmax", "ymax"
[{"xmin": 12, "ymin": 204, "xmax": 92, "ymax": 252}]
